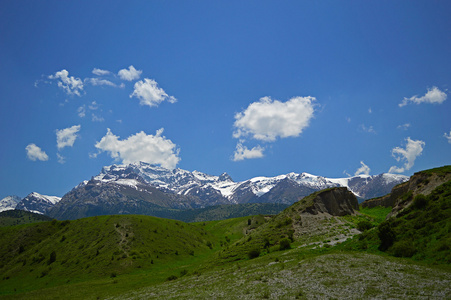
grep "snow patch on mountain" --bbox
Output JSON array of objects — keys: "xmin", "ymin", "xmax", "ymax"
[
  {"xmin": 0, "ymin": 195, "xmax": 21, "ymax": 212},
  {"xmin": 86, "ymin": 162, "xmax": 409, "ymax": 205},
  {"xmin": 16, "ymin": 192, "xmax": 62, "ymax": 214}
]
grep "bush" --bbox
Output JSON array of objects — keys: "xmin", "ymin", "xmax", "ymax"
[
  {"xmin": 248, "ymin": 248, "xmax": 261, "ymax": 259},
  {"xmin": 391, "ymin": 240, "xmax": 416, "ymax": 257},
  {"xmin": 357, "ymin": 220, "xmax": 373, "ymax": 232},
  {"xmin": 276, "ymin": 217, "xmax": 293, "ymax": 228},
  {"xmin": 413, "ymin": 194, "xmax": 428, "ymax": 209},
  {"xmin": 279, "ymin": 238, "xmax": 291, "ymax": 251},
  {"xmin": 166, "ymin": 275, "xmax": 178, "ymax": 281},
  {"xmin": 378, "ymin": 221, "xmax": 396, "ymax": 251},
  {"xmin": 47, "ymin": 251, "xmax": 56, "ymax": 265}
]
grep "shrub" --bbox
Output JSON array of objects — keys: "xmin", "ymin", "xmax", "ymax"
[
  {"xmin": 391, "ymin": 240, "xmax": 416, "ymax": 257},
  {"xmin": 47, "ymin": 251, "xmax": 56, "ymax": 265},
  {"xmin": 378, "ymin": 221, "xmax": 396, "ymax": 251},
  {"xmin": 357, "ymin": 220, "xmax": 373, "ymax": 232},
  {"xmin": 248, "ymin": 248, "xmax": 261, "ymax": 259},
  {"xmin": 413, "ymin": 194, "xmax": 428, "ymax": 209},
  {"xmin": 166, "ymin": 275, "xmax": 178, "ymax": 281},
  {"xmin": 276, "ymin": 217, "xmax": 293, "ymax": 228},
  {"xmin": 279, "ymin": 238, "xmax": 291, "ymax": 251}
]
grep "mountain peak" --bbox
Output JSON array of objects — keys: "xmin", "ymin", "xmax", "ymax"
[{"xmin": 0, "ymin": 195, "xmax": 22, "ymax": 212}]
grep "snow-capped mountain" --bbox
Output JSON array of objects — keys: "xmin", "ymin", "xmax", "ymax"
[
  {"xmin": 15, "ymin": 192, "xmax": 62, "ymax": 215},
  {"xmin": 47, "ymin": 162, "xmax": 408, "ymax": 220},
  {"xmin": 0, "ymin": 195, "xmax": 21, "ymax": 212},
  {"xmin": 87, "ymin": 162, "xmax": 408, "ymax": 203}
]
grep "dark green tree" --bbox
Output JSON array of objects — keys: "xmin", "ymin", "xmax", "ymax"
[{"xmin": 378, "ymin": 221, "xmax": 396, "ymax": 251}]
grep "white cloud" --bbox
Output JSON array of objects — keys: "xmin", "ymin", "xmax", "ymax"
[
  {"xmin": 56, "ymin": 125, "xmax": 81, "ymax": 150},
  {"xmin": 368, "ymin": 108, "xmax": 372, "ymax": 114},
  {"xmin": 397, "ymin": 123, "xmax": 411, "ymax": 130},
  {"xmin": 360, "ymin": 124, "xmax": 376, "ymax": 134},
  {"xmin": 130, "ymin": 78, "xmax": 177, "ymax": 107},
  {"xmin": 388, "ymin": 137, "xmax": 425, "ymax": 173},
  {"xmin": 444, "ymin": 130, "xmax": 451, "ymax": 144},
  {"xmin": 399, "ymin": 86, "xmax": 447, "ymax": 107},
  {"xmin": 94, "ymin": 128, "xmax": 180, "ymax": 169},
  {"xmin": 355, "ymin": 161, "xmax": 371, "ymax": 176},
  {"xmin": 57, "ymin": 153, "xmax": 66, "ymax": 164},
  {"xmin": 48, "ymin": 69, "xmax": 84, "ymax": 96},
  {"xmin": 77, "ymin": 105, "xmax": 86, "ymax": 118},
  {"xmin": 89, "ymin": 101, "xmax": 99, "ymax": 110},
  {"xmin": 26, "ymin": 144, "xmax": 49, "ymax": 161},
  {"xmin": 233, "ymin": 96, "xmax": 316, "ymax": 142},
  {"xmin": 118, "ymin": 65, "xmax": 142, "ymax": 81},
  {"xmin": 86, "ymin": 78, "xmax": 116, "ymax": 87},
  {"xmin": 232, "ymin": 142, "xmax": 265, "ymax": 161},
  {"xmin": 91, "ymin": 114, "xmax": 104, "ymax": 122},
  {"xmin": 92, "ymin": 68, "xmax": 111, "ymax": 76}
]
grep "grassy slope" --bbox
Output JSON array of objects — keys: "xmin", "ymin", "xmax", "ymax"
[
  {"xmin": 1, "ymin": 167, "xmax": 449, "ymax": 299},
  {"xmin": 0, "ymin": 215, "xmax": 223, "ymax": 296},
  {"xmin": 1, "ymin": 203, "xmax": 449, "ymax": 299},
  {"xmin": 0, "ymin": 210, "xmax": 53, "ymax": 227},
  {"xmin": 0, "ymin": 214, "xmax": 252, "ymax": 299},
  {"xmin": 339, "ymin": 180, "xmax": 451, "ymax": 264}
]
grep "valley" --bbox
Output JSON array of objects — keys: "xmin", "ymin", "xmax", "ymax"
[{"xmin": 0, "ymin": 166, "xmax": 449, "ymax": 299}]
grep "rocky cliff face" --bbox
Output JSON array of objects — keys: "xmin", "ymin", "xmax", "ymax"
[
  {"xmin": 360, "ymin": 182, "xmax": 409, "ymax": 209},
  {"xmin": 302, "ymin": 187, "xmax": 359, "ymax": 216},
  {"xmin": 361, "ymin": 166, "xmax": 451, "ymax": 217}
]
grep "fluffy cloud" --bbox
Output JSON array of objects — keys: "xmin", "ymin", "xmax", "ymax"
[
  {"xmin": 92, "ymin": 68, "xmax": 111, "ymax": 76},
  {"xmin": 444, "ymin": 130, "xmax": 451, "ymax": 144},
  {"xmin": 48, "ymin": 69, "xmax": 84, "ymax": 96},
  {"xmin": 388, "ymin": 137, "xmax": 425, "ymax": 173},
  {"xmin": 26, "ymin": 144, "xmax": 49, "ymax": 161},
  {"xmin": 399, "ymin": 86, "xmax": 447, "ymax": 107},
  {"xmin": 118, "ymin": 65, "xmax": 142, "ymax": 81},
  {"xmin": 233, "ymin": 96, "xmax": 316, "ymax": 142},
  {"xmin": 86, "ymin": 78, "xmax": 116, "ymax": 87},
  {"xmin": 130, "ymin": 78, "xmax": 177, "ymax": 107},
  {"xmin": 355, "ymin": 161, "xmax": 371, "ymax": 176},
  {"xmin": 56, "ymin": 125, "xmax": 81, "ymax": 150},
  {"xmin": 94, "ymin": 128, "xmax": 180, "ymax": 169},
  {"xmin": 232, "ymin": 143, "xmax": 265, "ymax": 161}
]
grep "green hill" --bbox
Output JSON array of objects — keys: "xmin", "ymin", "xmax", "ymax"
[
  {"xmin": 0, "ymin": 210, "xmax": 53, "ymax": 227},
  {"xmin": 344, "ymin": 180, "xmax": 451, "ymax": 264},
  {"xmin": 0, "ymin": 214, "xmax": 242, "ymax": 295},
  {"xmin": 0, "ymin": 166, "xmax": 449, "ymax": 299}
]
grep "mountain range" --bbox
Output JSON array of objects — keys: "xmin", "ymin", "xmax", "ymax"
[
  {"xmin": 1, "ymin": 161, "xmax": 408, "ymax": 219},
  {"xmin": 48, "ymin": 162, "xmax": 407, "ymax": 219}
]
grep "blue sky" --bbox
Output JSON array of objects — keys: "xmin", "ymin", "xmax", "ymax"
[{"xmin": 1, "ymin": 1, "xmax": 450, "ymax": 199}]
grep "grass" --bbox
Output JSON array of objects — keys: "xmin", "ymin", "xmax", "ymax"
[
  {"xmin": 0, "ymin": 167, "xmax": 449, "ymax": 299},
  {"xmin": 0, "ymin": 210, "xmax": 53, "ymax": 227},
  {"xmin": 341, "ymin": 180, "xmax": 451, "ymax": 264},
  {"xmin": 359, "ymin": 206, "xmax": 392, "ymax": 223}
]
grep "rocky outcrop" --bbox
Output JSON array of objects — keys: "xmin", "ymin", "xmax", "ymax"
[
  {"xmin": 361, "ymin": 166, "xmax": 451, "ymax": 218},
  {"xmin": 302, "ymin": 187, "xmax": 359, "ymax": 216},
  {"xmin": 360, "ymin": 182, "xmax": 409, "ymax": 209}
]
